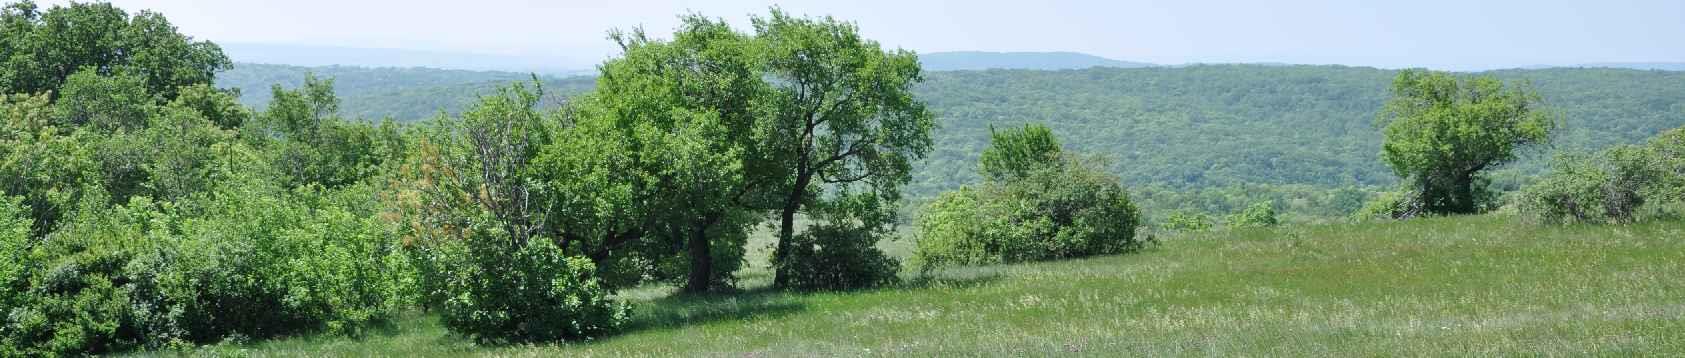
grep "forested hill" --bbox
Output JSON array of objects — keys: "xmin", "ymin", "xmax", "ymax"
[
  {"xmin": 216, "ymin": 64, "xmax": 1685, "ymax": 198},
  {"xmin": 910, "ymin": 66, "xmax": 1685, "ymax": 195},
  {"xmin": 216, "ymin": 63, "xmax": 596, "ymax": 119}
]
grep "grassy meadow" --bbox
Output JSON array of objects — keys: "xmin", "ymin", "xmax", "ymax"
[{"xmin": 161, "ymin": 214, "xmax": 1685, "ymax": 356}]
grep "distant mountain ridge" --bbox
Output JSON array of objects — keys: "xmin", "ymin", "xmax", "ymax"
[
  {"xmin": 918, "ymin": 51, "xmax": 1154, "ymax": 71},
  {"xmin": 1575, "ymin": 63, "xmax": 1685, "ymax": 71}
]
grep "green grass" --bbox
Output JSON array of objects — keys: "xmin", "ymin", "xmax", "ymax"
[{"xmin": 160, "ymin": 214, "xmax": 1685, "ymax": 356}]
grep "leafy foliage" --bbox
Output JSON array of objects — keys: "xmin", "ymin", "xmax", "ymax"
[
  {"xmin": 752, "ymin": 8, "xmax": 936, "ymax": 287},
  {"xmin": 3, "ymin": 177, "xmax": 412, "ymax": 355},
  {"xmin": 53, "ymin": 69, "xmax": 154, "ymax": 131},
  {"xmin": 1225, "ymin": 202, "xmax": 1280, "ymax": 228},
  {"xmin": 770, "ymin": 223, "xmax": 901, "ymax": 291},
  {"xmin": 915, "ymin": 153, "xmax": 1142, "ymax": 271},
  {"xmin": 0, "ymin": 195, "xmax": 27, "ymax": 352},
  {"xmin": 1650, "ymin": 128, "xmax": 1685, "ymax": 203},
  {"xmin": 1162, "ymin": 210, "xmax": 1214, "ymax": 232},
  {"xmin": 398, "ymin": 83, "xmax": 630, "ymax": 343},
  {"xmin": 1520, "ymin": 128, "xmax": 1682, "ymax": 224},
  {"xmin": 0, "ymin": 1, "xmax": 229, "ymax": 100},
  {"xmin": 0, "ymin": 3, "xmax": 413, "ymax": 354},
  {"xmin": 564, "ymin": 17, "xmax": 765, "ymax": 292},
  {"xmin": 1376, "ymin": 69, "xmax": 1555, "ymax": 216},
  {"xmin": 428, "ymin": 234, "xmax": 629, "ymax": 344},
  {"xmin": 978, "ymin": 123, "xmax": 1061, "ymax": 181}
]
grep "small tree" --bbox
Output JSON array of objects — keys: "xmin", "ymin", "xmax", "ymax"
[
  {"xmin": 401, "ymin": 83, "xmax": 628, "ymax": 343},
  {"xmin": 567, "ymin": 16, "xmax": 765, "ymax": 293},
  {"xmin": 753, "ymin": 8, "xmax": 935, "ymax": 288},
  {"xmin": 1377, "ymin": 69, "xmax": 1553, "ymax": 216}
]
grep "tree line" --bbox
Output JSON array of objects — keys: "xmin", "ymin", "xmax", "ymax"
[{"xmin": 0, "ymin": 2, "xmax": 951, "ymax": 352}]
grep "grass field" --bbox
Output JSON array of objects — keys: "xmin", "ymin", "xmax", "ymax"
[{"xmin": 160, "ymin": 214, "xmax": 1685, "ymax": 356}]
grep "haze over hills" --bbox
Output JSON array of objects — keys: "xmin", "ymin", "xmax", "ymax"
[
  {"xmin": 917, "ymin": 51, "xmax": 1154, "ymax": 71},
  {"xmin": 1574, "ymin": 62, "xmax": 1685, "ymax": 71}
]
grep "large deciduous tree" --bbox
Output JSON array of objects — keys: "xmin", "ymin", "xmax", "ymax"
[
  {"xmin": 751, "ymin": 9, "xmax": 935, "ymax": 287},
  {"xmin": 567, "ymin": 16, "xmax": 765, "ymax": 293},
  {"xmin": 1377, "ymin": 69, "xmax": 1554, "ymax": 216},
  {"xmin": 0, "ymin": 0, "xmax": 229, "ymax": 101}
]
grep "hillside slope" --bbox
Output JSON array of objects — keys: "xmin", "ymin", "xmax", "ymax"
[
  {"xmin": 214, "ymin": 64, "xmax": 1685, "ymax": 202},
  {"xmin": 191, "ymin": 215, "xmax": 1685, "ymax": 356},
  {"xmin": 216, "ymin": 63, "xmax": 595, "ymax": 120},
  {"xmin": 911, "ymin": 66, "xmax": 1685, "ymax": 196}
]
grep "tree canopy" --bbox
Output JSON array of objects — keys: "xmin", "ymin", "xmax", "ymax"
[
  {"xmin": 1, "ymin": 0, "xmax": 229, "ymax": 100},
  {"xmin": 751, "ymin": 9, "xmax": 935, "ymax": 287},
  {"xmin": 1377, "ymin": 69, "xmax": 1554, "ymax": 215}
]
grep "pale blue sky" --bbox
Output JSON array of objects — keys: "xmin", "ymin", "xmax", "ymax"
[{"xmin": 38, "ymin": 0, "xmax": 1685, "ymax": 70}]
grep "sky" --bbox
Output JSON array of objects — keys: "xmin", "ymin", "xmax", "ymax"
[{"xmin": 32, "ymin": 0, "xmax": 1685, "ymax": 71}]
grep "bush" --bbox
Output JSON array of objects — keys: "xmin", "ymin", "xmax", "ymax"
[
  {"xmin": 0, "ymin": 170, "xmax": 413, "ymax": 355},
  {"xmin": 915, "ymin": 156, "xmax": 1142, "ymax": 271},
  {"xmin": 1649, "ymin": 128, "xmax": 1685, "ymax": 204},
  {"xmin": 1520, "ymin": 145, "xmax": 1670, "ymax": 224},
  {"xmin": 1519, "ymin": 154, "xmax": 1608, "ymax": 223},
  {"xmin": 776, "ymin": 224, "xmax": 901, "ymax": 291},
  {"xmin": 1163, "ymin": 210, "xmax": 1214, "ymax": 232},
  {"xmin": 428, "ymin": 235, "xmax": 629, "ymax": 343},
  {"xmin": 1353, "ymin": 190, "xmax": 1417, "ymax": 220},
  {"xmin": 399, "ymin": 83, "xmax": 630, "ymax": 343},
  {"xmin": 1226, "ymin": 202, "xmax": 1279, "ymax": 228}
]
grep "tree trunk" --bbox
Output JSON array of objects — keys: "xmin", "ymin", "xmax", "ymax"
[
  {"xmin": 772, "ymin": 171, "xmax": 812, "ymax": 288},
  {"xmin": 684, "ymin": 219, "xmax": 714, "ymax": 293},
  {"xmin": 1449, "ymin": 172, "xmax": 1477, "ymax": 214}
]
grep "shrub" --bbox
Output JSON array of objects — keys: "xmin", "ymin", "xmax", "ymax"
[
  {"xmin": 430, "ymin": 235, "xmax": 630, "ymax": 343},
  {"xmin": 1520, "ymin": 146, "xmax": 1670, "ymax": 224},
  {"xmin": 1649, "ymin": 128, "xmax": 1685, "ymax": 204},
  {"xmin": 776, "ymin": 224, "xmax": 901, "ymax": 291},
  {"xmin": 1353, "ymin": 190, "xmax": 1417, "ymax": 220},
  {"xmin": 399, "ymin": 83, "xmax": 630, "ymax": 343},
  {"xmin": 1162, "ymin": 210, "xmax": 1214, "ymax": 232},
  {"xmin": 2, "ymin": 191, "xmax": 171, "ymax": 355},
  {"xmin": 0, "ymin": 168, "xmax": 413, "ymax": 355},
  {"xmin": 1226, "ymin": 202, "xmax": 1279, "ymax": 228},
  {"xmin": 915, "ymin": 156, "xmax": 1142, "ymax": 271}
]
